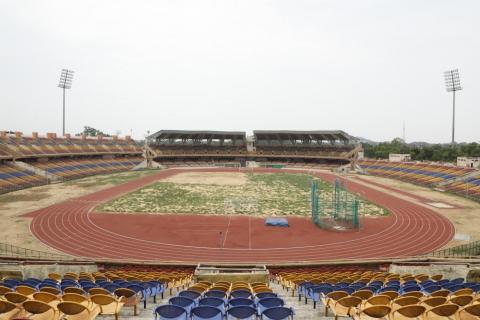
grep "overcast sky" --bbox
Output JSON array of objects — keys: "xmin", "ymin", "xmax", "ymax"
[{"xmin": 1, "ymin": 1, "xmax": 479, "ymax": 142}]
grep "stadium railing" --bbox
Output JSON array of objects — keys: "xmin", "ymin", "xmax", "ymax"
[
  {"xmin": 429, "ymin": 240, "xmax": 480, "ymax": 258},
  {"xmin": 0, "ymin": 242, "xmax": 73, "ymax": 261}
]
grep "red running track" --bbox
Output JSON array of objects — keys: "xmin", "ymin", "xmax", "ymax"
[{"xmin": 25, "ymin": 168, "xmax": 455, "ymax": 263}]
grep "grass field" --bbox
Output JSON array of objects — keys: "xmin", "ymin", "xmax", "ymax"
[{"xmin": 97, "ymin": 172, "xmax": 388, "ymax": 217}]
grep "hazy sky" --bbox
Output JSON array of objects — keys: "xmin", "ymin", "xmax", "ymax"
[{"xmin": 1, "ymin": 1, "xmax": 479, "ymax": 142}]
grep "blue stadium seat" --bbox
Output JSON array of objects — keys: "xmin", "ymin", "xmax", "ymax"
[
  {"xmin": 178, "ymin": 290, "xmax": 202, "ymax": 302},
  {"xmin": 169, "ymin": 296, "xmax": 195, "ymax": 313},
  {"xmin": 226, "ymin": 305, "xmax": 257, "ymax": 320},
  {"xmin": 154, "ymin": 305, "xmax": 188, "ymax": 320},
  {"xmin": 257, "ymin": 297, "xmax": 285, "ymax": 314},
  {"xmin": 230, "ymin": 290, "xmax": 252, "ymax": 299},
  {"xmin": 190, "ymin": 306, "xmax": 223, "ymax": 320},
  {"xmin": 261, "ymin": 306, "xmax": 294, "ymax": 320},
  {"xmin": 199, "ymin": 297, "xmax": 225, "ymax": 313},
  {"xmin": 228, "ymin": 298, "xmax": 255, "ymax": 308}
]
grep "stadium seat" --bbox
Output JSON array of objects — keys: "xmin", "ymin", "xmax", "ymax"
[
  {"xmin": 89, "ymin": 294, "xmax": 124, "ymax": 320},
  {"xmin": 190, "ymin": 306, "xmax": 223, "ymax": 320},
  {"xmin": 353, "ymin": 305, "xmax": 391, "ymax": 320},
  {"xmin": 419, "ymin": 296, "xmax": 447, "ymax": 310},
  {"xmin": 424, "ymin": 303, "xmax": 458, "ymax": 319},
  {"xmin": 198, "ymin": 297, "xmax": 225, "ymax": 313},
  {"xmin": 229, "ymin": 298, "xmax": 255, "ymax": 308},
  {"xmin": 169, "ymin": 296, "xmax": 195, "ymax": 313},
  {"xmin": 261, "ymin": 306, "xmax": 294, "ymax": 320},
  {"xmin": 114, "ymin": 288, "xmax": 141, "ymax": 316},
  {"xmin": 257, "ymin": 297, "xmax": 285, "ymax": 314},
  {"xmin": 457, "ymin": 304, "xmax": 480, "ymax": 320},
  {"xmin": 22, "ymin": 300, "xmax": 60, "ymax": 319},
  {"xmin": 154, "ymin": 304, "xmax": 188, "ymax": 320},
  {"xmin": 0, "ymin": 300, "xmax": 22, "ymax": 319},
  {"xmin": 390, "ymin": 305, "xmax": 426, "ymax": 320},
  {"xmin": 226, "ymin": 305, "xmax": 257, "ymax": 320}
]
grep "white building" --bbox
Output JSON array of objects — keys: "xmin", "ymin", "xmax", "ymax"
[
  {"xmin": 457, "ymin": 157, "xmax": 480, "ymax": 168},
  {"xmin": 389, "ymin": 153, "xmax": 411, "ymax": 162}
]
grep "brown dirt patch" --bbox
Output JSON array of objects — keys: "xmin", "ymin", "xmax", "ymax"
[{"xmin": 161, "ymin": 172, "xmax": 247, "ymax": 185}]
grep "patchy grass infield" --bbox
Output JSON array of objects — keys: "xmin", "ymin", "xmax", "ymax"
[{"xmin": 97, "ymin": 172, "xmax": 389, "ymax": 217}]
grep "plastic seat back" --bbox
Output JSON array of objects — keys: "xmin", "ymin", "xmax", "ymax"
[
  {"xmin": 230, "ymin": 289, "xmax": 252, "ymax": 299},
  {"xmin": 226, "ymin": 305, "xmax": 256, "ymax": 320},
  {"xmin": 449, "ymin": 294, "xmax": 473, "ymax": 307},
  {"xmin": 359, "ymin": 305, "xmax": 391, "ymax": 319},
  {"xmin": 89, "ymin": 287, "xmax": 110, "ymax": 296},
  {"xmin": 261, "ymin": 306, "xmax": 294, "ymax": 320},
  {"xmin": 0, "ymin": 300, "xmax": 21, "ymax": 318},
  {"xmin": 457, "ymin": 304, "xmax": 480, "ymax": 320},
  {"xmin": 392, "ymin": 296, "xmax": 420, "ymax": 308},
  {"xmin": 33, "ymin": 291, "xmax": 58, "ymax": 303},
  {"xmin": 425, "ymin": 303, "xmax": 459, "ymax": 319},
  {"xmin": 391, "ymin": 305, "xmax": 426, "ymax": 319},
  {"xmin": 229, "ymin": 297, "xmax": 255, "ymax": 307},
  {"xmin": 257, "ymin": 297, "xmax": 284, "ymax": 314},
  {"xmin": 178, "ymin": 290, "xmax": 201, "ymax": 301},
  {"xmin": 420, "ymin": 296, "xmax": 446, "ymax": 309},
  {"xmin": 190, "ymin": 306, "xmax": 223, "ymax": 320},
  {"xmin": 204, "ymin": 290, "xmax": 226, "ymax": 299},
  {"xmin": 22, "ymin": 300, "xmax": 56, "ymax": 318},
  {"xmin": 255, "ymin": 292, "xmax": 277, "ymax": 301},
  {"xmin": 199, "ymin": 297, "xmax": 224, "ymax": 311},
  {"xmin": 352, "ymin": 289, "xmax": 374, "ymax": 300},
  {"xmin": 63, "ymin": 287, "xmax": 86, "ymax": 295},
  {"xmin": 169, "ymin": 296, "xmax": 195, "ymax": 312},
  {"xmin": 4, "ymin": 292, "xmax": 29, "ymax": 304},
  {"xmin": 154, "ymin": 304, "xmax": 188, "ymax": 320},
  {"xmin": 16, "ymin": 285, "xmax": 37, "ymax": 296}
]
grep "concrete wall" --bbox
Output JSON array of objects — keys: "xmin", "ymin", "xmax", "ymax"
[
  {"xmin": 389, "ymin": 263, "xmax": 471, "ymax": 280},
  {"xmin": 0, "ymin": 263, "xmax": 98, "ymax": 280}
]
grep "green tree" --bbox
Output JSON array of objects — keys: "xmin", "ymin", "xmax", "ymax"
[
  {"xmin": 76, "ymin": 126, "xmax": 111, "ymax": 137},
  {"xmin": 362, "ymin": 140, "xmax": 480, "ymax": 163}
]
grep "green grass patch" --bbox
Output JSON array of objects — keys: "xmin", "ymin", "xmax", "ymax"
[{"xmin": 97, "ymin": 172, "xmax": 389, "ymax": 217}]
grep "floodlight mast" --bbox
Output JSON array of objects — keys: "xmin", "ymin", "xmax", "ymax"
[
  {"xmin": 58, "ymin": 69, "xmax": 74, "ymax": 136},
  {"xmin": 444, "ymin": 69, "xmax": 462, "ymax": 144}
]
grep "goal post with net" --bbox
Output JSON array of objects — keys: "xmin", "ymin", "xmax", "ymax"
[{"xmin": 311, "ymin": 178, "xmax": 360, "ymax": 231}]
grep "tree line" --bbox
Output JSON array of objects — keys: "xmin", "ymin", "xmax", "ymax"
[{"xmin": 363, "ymin": 138, "xmax": 480, "ymax": 163}]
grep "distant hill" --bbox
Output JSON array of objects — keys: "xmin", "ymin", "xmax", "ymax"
[{"xmin": 355, "ymin": 137, "xmax": 379, "ymax": 145}]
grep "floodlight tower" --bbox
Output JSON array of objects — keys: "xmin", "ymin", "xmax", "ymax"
[
  {"xmin": 58, "ymin": 69, "xmax": 74, "ymax": 136},
  {"xmin": 444, "ymin": 69, "xmax": 462, "ymax": 144}
]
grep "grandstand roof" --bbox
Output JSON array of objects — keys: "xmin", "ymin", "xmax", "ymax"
[
  {"xmin": 253, "ymin": 130, "xmax": 355, "ymax": 142},
  {"xmin": 149, "ymin": 130, "xmax": 246, "ymax": 140}
]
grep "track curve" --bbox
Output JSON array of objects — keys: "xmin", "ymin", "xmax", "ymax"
[{"xmin": 26, "ymin": 168, "xmax": 455, "ymax": 263}]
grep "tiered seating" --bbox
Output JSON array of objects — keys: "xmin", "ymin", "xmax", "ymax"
[
  {"xmin": 359, "ymin": 160, "xmax": 475, "ymax": 187},
  {"xmin": 0, "ymin": 269, "xmax": 192, "ymax": 319},
  {"xmin": 0, "ymin": 162, "xmax": 46, "ymax": 194},
  {"xmin": 443, "ymin": 172, "xmax": 480, "ymax": 200},
  {"xmin": 0, "ymin": 132, "xmax": 142, "ymax": 158},
  {"xmin": 34, "ymin": 156, "xmax": 144, "ymax": 180},
  {"xmin": 154, "ymin": 281, "xmax": 294, "ymax": 320},
  {"xmin": 277, "ymin": 269, "xmax": 480, "ymax": 319},
  {"xmin": 0, "ymin": 131, "xmax": 147, "ymax": 194},
  {"xmin": 0, "ymin": 147, "xmax": 12, "ymax": 159}
]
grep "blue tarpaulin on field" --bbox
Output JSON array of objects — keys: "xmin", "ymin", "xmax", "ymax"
[{"xmin": 265, "ymin": 217, "xmax": 289, "ymax": 227}]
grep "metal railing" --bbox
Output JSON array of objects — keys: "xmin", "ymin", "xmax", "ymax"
[
  {"xmin": 0, "ymin": 242, "xmax": 73, "ymax": 261},
  {"xmin": 429, "ymin": 240, "xmax": 480, "ymax": 258}
]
